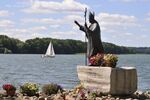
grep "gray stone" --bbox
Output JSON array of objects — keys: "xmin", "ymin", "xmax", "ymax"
[
  {"xmin": 0, "ymin": 90, "xmax": 6, "ymax": 96},
  {"xmin": 77, "ymin": 66, "xmax": 137, "ymax": 95},
  {"xmin": 38, "ymin": 96, "xmax": 46, "ymax": 100}
]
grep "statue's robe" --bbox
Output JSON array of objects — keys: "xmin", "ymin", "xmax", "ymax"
[{"xmin": 81, "ymin": 21, "xmax": 104, "ymax": 58}]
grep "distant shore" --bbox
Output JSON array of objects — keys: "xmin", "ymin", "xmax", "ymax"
[{"xmin": 1, "ymin": 35, "xmax": 150, "ymax": 54}]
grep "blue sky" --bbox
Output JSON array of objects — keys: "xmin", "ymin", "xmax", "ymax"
[{"xmin": 0, "ymin": 0, "xmax": 150, "ymax": 47}]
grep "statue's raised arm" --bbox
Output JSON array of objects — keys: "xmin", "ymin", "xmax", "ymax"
[{"xmin": 74, "ymin": 20, "xmax": 86, "ymax": 33}]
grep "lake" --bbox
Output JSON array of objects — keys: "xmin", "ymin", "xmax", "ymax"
[{"xmin": 0, "ymin": 54, "xmax": 150, "ymax": 91}]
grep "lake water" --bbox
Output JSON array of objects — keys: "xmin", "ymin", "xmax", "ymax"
[{"xmin": 0, "ymin": 54, "xmax": 150, "ymax": 91}]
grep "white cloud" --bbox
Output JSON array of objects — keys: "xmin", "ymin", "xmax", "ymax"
[
  {"xmin": 0, "ymin": 19, "xmax": 14, "ymax": 28},
  {"xmin": 4, "ymin": 26, "xmax": 47, "ymax": 33},
  {"xmin": 5, "ymin": 28, "xmax": 28, "ymax": 33},
  {"xmin": 118, "ymin": 0, "xmax": 137, "ymax": 2},
  {"xmin": 23, "ymin": 0, "xmax": 89, "ymax": 14},
  {"xmin": 0, "ymin": 10, "xmax": 10, "ymax": 17},
  {"xmin": 50, "ymin": 31, "xmax": 84, "ymax": 40},
  {"xmin": 21, "ymin": 18, "xmax": 62, "ymax": 25},
  {"xmin": 0, "ymin": 30, "xmax": 29, "ymax": 41},
  {"xmin": 145, "ymin": 12, "xmax": 150, "ymax": 22},
  {"xmin": 31, "ymin": 32, "xmax": 49, "ymax": 39},
  {"xmin": 145, "ymin": 18, "xmax": 150, "ymax": 22},
  {"xmin": 64, "ymin": 14, "xmax": 84, "ymax": 24},
  {"xmin": 90, "ymin": 12, "xmax": 150, "ymax": 47},
  {"xmin": 111, "ymin": 32, "xmax": 150, "ymax": 47},
  {"xmin": 1, "ymin": 26, "xmax": 48, "ymax": 41},
  {"xmin": 49, "ymin": 25, "xmax": 60, "ymax": 28},
  {"xmin": 96, "ymin": 13, "xmax": 139, "ymax": 32},
  {"xmin": 0, "ymin": 29, "xmax": 84, "ymax": 41},
  {"xmin": 21, "ymin": 14, "xmax": 84, "ymax": 27},
  {"xmin": 30, "ymin": 26, "xmax": 47, "ymax": 31}
]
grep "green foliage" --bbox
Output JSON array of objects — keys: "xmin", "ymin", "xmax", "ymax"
[
  {"xmin": 0, "ymin": 35, "xmax": 24, "ymax": 53},
  {"xmin": 0, "ymin": 48, "xmax": 12, "ymax": 54},
  {"xmin": 0, "ymin": 35, "xmax": 150, "ymax": 54},
  {"xmin": 42, "ymin": 83, "xmax": 63, "ymax": 95},
  {"xmin": 20, "ymin": 83, "xmax": 39, "ymax": 96},
  {"xmin": 4, "ymin": 48, "xmax": 12, "ymax": 54},
  {"xmin": 103, "ymin": 42, "xmax": 135, "ymax": 54},
  {"xmin": 91, "ymin": 92, "xmax": 97, "ymax": 98}
]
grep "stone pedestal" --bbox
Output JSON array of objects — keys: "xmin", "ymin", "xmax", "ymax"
[{"xmin": 77, "ymin": 66, "xmax": 137, "ymax": 95}]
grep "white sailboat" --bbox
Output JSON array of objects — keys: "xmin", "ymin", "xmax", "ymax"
[{"xmin": 42, "ymin": 42, "xmax": 55, "ymax": 57}]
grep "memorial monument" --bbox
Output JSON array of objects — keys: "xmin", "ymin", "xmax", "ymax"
[
  {"xmin": 74, "ymin": 10, "xmax": 104, "ymax": 66},
  {"xmin": 75, "ymin": 9, "xmax": 137, "ymax": 95}
]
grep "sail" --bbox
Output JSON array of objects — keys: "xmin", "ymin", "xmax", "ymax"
[{"xmin": 44, "ymin": 42, "xmax": 55, "ymax": 57}]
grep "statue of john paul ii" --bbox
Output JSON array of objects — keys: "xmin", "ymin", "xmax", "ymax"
[{"xmin": 74, "ymin": 11, "xmax": 104, "ymax": 65}]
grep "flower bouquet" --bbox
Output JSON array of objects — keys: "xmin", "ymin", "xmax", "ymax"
[
  {"xmin": 89, "ymin": 53, "xmax": 118, "ymax": 68},
  {"xmin": 89, "ymin": 53, "xmax": 104, "ymax": 66},
  {"xmin": 20, "ymin": 82, "xmax": 39, "ymax": 96},
  {"xmin": 42, "ymin": 83, "xmax": 63, "ymax": 95},
  {"xmin": 2, "ymin": 84, "xmax": 16, "ymax": 96},
  {"xmin": 103, "ymin": 54, "xmax": 118, "ymax": 68}
]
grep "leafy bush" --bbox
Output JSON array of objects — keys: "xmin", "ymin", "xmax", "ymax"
[
  {"xmin": 20, "ymin": 83, "xmax": 39, "ymax": 96},
  {"xmin": 42, "ymin": 83, "xmax": 63, "ymax": 95}
]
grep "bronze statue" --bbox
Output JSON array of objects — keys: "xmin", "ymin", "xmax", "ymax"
[{"xmin": 74, "ymin": 11, "xmax": 104, "ymax": 64}]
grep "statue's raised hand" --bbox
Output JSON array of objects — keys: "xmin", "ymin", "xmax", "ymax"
[
  {"xmin": 74, "ymin": 20, "xmax": 85, "ymax": 32},
  {"xmin": 74, "ymin": 20, "xmax": 80, "ymax": 27}
]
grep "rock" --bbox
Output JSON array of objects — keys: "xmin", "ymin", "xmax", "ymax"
[
  {"xmin": 132, "ymin": 91, "xmax": 146, "ymax": 99},
  {"xmin": 38, "ymin": 96, "xmax": 46, "ymax": 100},
  {"xmin": 65, "ymin": 95, "xmax": 76, "ymax": 100},
  {"xmin": 110, "ymin": 97, "xmax": 116, "ymax": 100},
  {"xmin": 77, "ymin": 66, "xmax": 137, "ymax": 95},
  {"xmin": 115, "ymin": 97, "xmax": 120, "ymax": 100},
  {"xmin": 22, "ymin": 96, "xmax": 39, "ymax": 100},
  {"xmin": 47, "ymin": 96, "xmax": 53, "ymax": 100},
  {"xmin": 32, "ymin": 96, "xmax": 38, "ymax": 100},
  {"xmin": 142, "ymin": 91, "xmax": 150, "ymax": 99},
  {"xmin": 23, "ymin": 96, "xmax": 30, "ymax": 100},
  {"xmin": 0, "ymin": 90, "xmax": 6, "ymax": 96},
  {"xmin": 125, "ymin": 98, "xmax": 132, "ymax": 100},
  {"xmin": 38, "ymin": 97, "xmax": 45, "ymax": 100},
  {"xmin": 51, "ymin": 93, "xmax": 64, "ymax": 100},
  {"xmin": 3, "ymin": 97, "xmax": 16, "ymax": 100},
  {"xmin": 95, "ymin": 97, "xmax": 102, "ymax": 100}
]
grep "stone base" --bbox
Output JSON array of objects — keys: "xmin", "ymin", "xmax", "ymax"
[{"xmin": 77, "ymin": 66, "xmax": 137, "ymax": 95}]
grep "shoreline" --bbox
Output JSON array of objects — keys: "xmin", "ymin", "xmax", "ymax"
[{"xmin": 0, "ymin": 87, "xmax": 150, "ymax": 100}]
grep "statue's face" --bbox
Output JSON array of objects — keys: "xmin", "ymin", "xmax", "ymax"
[{"xmin": 89, "ymin": 17, "xmax": 94, "ymax": 23}]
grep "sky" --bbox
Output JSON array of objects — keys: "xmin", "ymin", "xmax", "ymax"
[{"xmin": 0, "ymin": 0, "xmax": 150, "ymax": 47}]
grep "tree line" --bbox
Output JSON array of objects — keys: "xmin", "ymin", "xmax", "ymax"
[{"xmin": 0, "ymin": 35, "xmax": 150, "ymax": 54}]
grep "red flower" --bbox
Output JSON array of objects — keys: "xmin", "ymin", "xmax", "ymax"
[
  {"xmin": 80, "ymin": 90, "xmax": 85, "ymax": 98},
  {"xmin": 89, "ymin": 53, "xmax": 104, "ymax": 66},
  {"xmin": 3, "ymin": 84, "xmax": 16, "ymax": 91}
]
